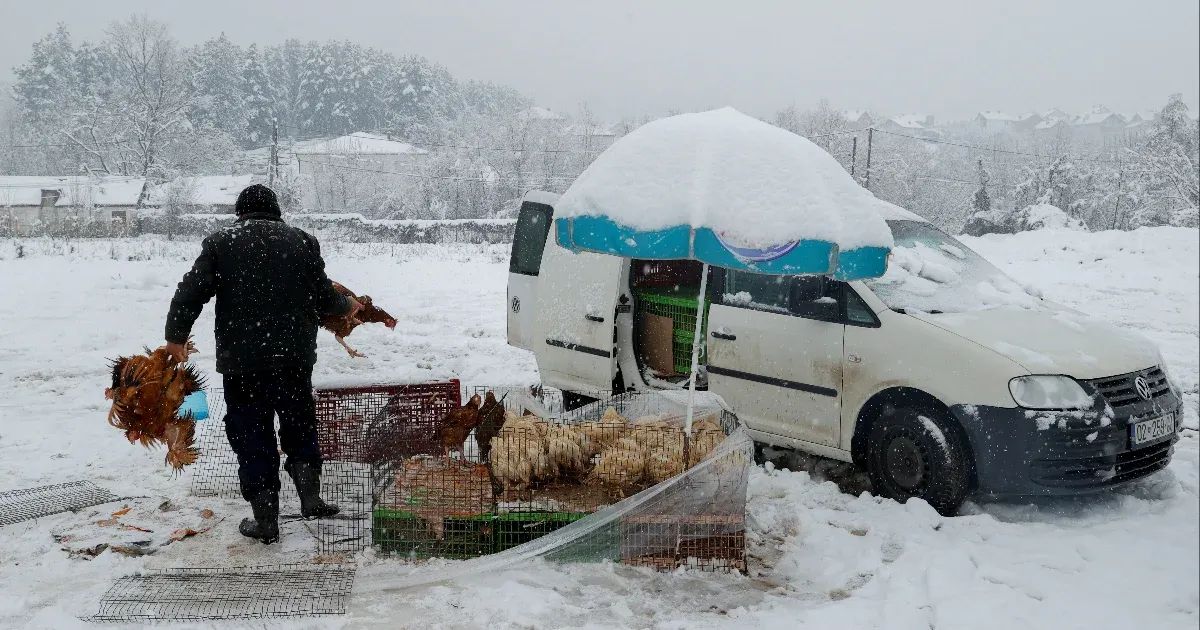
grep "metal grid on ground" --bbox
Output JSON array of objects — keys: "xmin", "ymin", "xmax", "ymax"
[
  {"xmin": 0, "ymin": 481, "xmax": 117, "ymax": 527},
  {"xmin": 85, "ymin": 564, "xmax": 356, "ymax": 622}
]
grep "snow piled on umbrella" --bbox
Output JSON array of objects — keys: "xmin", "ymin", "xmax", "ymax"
[{"xmin": 556, "ymin": 107, "xmax": 896, "ymax": 251}]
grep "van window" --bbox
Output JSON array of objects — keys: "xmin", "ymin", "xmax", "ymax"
[
  {"xmin": 845, "ymin": 287, "xmax": 879, "ymax": 326},
  {"xmin": 509, "ymin": 202, "xmax": 553, "ymax": 276},
  {"xmin": 790, "ymin": 276, "xmax": 841, "ymax": 323},
  {"xmin": 722, "ymin": 270, "xmax": 791, "ymax": 314}
]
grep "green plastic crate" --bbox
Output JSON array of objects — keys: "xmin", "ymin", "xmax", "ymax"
[
  {"xmin": 673, "ymin": 330, "xmax": 708, "ymax": 375},
  {"xmin": 638, "ymin": 288, "xmax": 711, "ymax": 375},
  {"xmin": 372, "ymin": 508, "xmax": 589, "ymax": 559}
]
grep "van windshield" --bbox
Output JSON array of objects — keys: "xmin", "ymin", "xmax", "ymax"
[{"xmin": 862, "ymin": 220, "xmax": 1042, "ymax": 314}]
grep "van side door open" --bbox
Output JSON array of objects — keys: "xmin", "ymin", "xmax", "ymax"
[
  {"xmin": 508, "ymin": 200, "xmax": 555, "ymax": 351},
  {"xmin": 531, "ymin": 221, "xmax": 622, "ymax": 392},
  {"xmin": 706, "ymin": 272, "xmax": 845, "ymax": 448}
]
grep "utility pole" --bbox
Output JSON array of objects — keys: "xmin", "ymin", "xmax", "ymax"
[
  {"xmin": 268, "ymin": 117, "xmax": 279, "ymax": 187},
  {"xmin": 850, "ymin": 136, "xmax": 858, "ymax": 178},
  {"xmin": 864, "ymin": 127, "xmax": 874, "ymax": 190},
  {"xmin": 1110, "ymin": 155, "xmax": 1125, "ymax": 230}
]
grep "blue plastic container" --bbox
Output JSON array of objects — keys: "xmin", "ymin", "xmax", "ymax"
[{"xmin": 179, "ymin": 390, "xmax": 209, "ymax": 421}]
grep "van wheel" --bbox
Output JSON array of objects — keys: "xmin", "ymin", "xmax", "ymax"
[
  {"xmin": 562, "ymin": 391, "xmax": 597, "ymax": 412},
  {"xmin": 865, "ymin": 407, "xmax": 969, "ymax": 516}
]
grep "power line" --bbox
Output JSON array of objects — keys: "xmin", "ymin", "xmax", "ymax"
[
  {"xmin": 302, "ymin": 158, "xmax": 578, "ymax": 183},
  {"xmin": 870, "ymin": 128, "xmax": 1123, "ymax": 165}
]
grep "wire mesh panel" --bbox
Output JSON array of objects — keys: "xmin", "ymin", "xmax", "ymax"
[
  {"xmin": 85, "ymin": 564, "xmax": 356, "ymax": 622},
  {"xmin": 0, "ymin": 481, "xmax": 118, "ymax": 527}
]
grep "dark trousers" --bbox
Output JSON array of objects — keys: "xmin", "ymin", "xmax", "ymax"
[{"xmin": 223, "ymin": 365, "xmax": 321, "ymax": 502}]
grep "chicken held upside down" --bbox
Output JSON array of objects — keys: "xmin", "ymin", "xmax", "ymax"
[
  {"xmin": 321, "ymin": 281, "xmax": 397, "ymax": 358},
  {"xmin": 104, "ymin": 339, "xmax": 206, "ymax": 472}
]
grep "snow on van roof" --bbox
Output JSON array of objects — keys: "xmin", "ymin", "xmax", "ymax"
[{"xmin": 555, "ymin": 107, "xmax": 895, "ymax": 251}]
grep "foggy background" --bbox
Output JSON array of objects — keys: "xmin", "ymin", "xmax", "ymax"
[{"xmin": 2, "ymin": 0, "xmax": 1197, "ymax": 119}]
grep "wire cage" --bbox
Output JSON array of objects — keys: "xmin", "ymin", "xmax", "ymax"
[
  {"xmin": 188, "ymin": 381, "xmax": 462, "ymax": 554},
  {"xmin": 366, "ymin": 388, "xmax": 749, "ymax": 573},
  {"xmin": 188, "ymin": 383, "xmax": 750, "ymax": 572}
]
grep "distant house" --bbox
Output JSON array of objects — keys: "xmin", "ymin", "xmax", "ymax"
[
  {"xmin": 843, "ymin": 110, "xmax": 874, "ymax": 128},
  {"xmin": 294, "ymin": 132, "xmax": 429, "ymax": 173},
  {"xmin": 293, "ymin": 132, "xmax": 430, "ymax": 212},
  {"xmin": 880, "ymin": 114, "xmax": 938, "ymax": 138},
  {"xmin": 1040, "ymin": 108, "xmax": 1071, "ymax": 124},
  {"xmin": 148, "ymin": 175, "xmax": 256, "ymax": 214},
  {"xmin": 1013, "ymin": 112, "xmax": 1043, "ymax": 131},
  {"xmin": 1123, "ymin": 110, "xmax": 1158, "ymax": 133},
  {"xmin": 0, "ymin": 175, "xmax": 146, "ymax": 235},
  {"xmin": 517, "ymin": 106, "xmax": 567, "ymax": 126},
  {"xmin": 974, "ymin": 111, "xmax": 1018, "ymax": 132},
  {"xmin": 1070, "ymin": 106, "xmax": 1127, "ymax": 137},
  {"xmin": 562, "ymin": 122, "xmax": 619, "ymax": 151}
]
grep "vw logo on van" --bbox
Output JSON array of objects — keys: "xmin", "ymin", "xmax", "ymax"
[
  {"xmin": 715, "ymin": 231, "xmax": 800, "ymax": 263},
  {"xmin": 1134, "ymin": 376, "xmax": 1152, "ymax": 400}
]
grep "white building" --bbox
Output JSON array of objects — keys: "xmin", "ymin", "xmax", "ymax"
[
  {"xmin": 0, "ymin": 175, "xmax": 146, "ymax": 235},
  {"xmin": 880, "ymin": 113, "xmax": 938, "ymax": 138},
  {"xmin": 147, "ymin": 175, "xmax": 257, "ymax": 214},
  {"xmin": 843, "ymin": 110, "xmax": 874, "ymax": 128},
  {"xmin": 294, "ymin": 132, "xmax": 430, "ymax": 213},
  {"xmin": 974, "ymin": 111, "xmax": 1018, "ymax": 132}
]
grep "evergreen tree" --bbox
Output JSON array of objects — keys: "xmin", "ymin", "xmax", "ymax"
[
  {"xmin": 242, "ymin": 44, "xmax": 274, "ymax": 147},
  {"xmin": 190, "ymin": 33, "xmax": 246, "ymax": 137},
  {"xmin": 12, "ymin": 24, "xmax": 77, "ymax": 129},
  {"xmin": 972, "ymin": 158, "xmax": 992, "ymax": 215}
]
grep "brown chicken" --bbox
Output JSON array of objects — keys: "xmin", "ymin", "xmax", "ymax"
[
  {"xmin": 474, "ymin": 391, "xmax": 507, "ymax": 461},
  {"xmin": 321, "ymin": 281, "xmax": 398, "ymax": 358},
  {"xmin": 104, "ymin": 339, "xmax": 205, "ymax": 472},
  {"xmin": 437, "ymin": 394, "xmax": 482, "ymax": 460}
]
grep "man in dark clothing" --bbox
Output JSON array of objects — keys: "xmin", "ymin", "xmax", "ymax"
[{"xmin": 165, "ymin": 184, "xmax": 360, "ymax": 544}]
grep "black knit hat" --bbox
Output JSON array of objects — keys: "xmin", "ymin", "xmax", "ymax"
[{"xmin": 235, "ymin": 184, "xmax": 281, "ymax": 217}]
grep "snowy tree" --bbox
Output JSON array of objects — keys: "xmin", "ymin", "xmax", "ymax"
[
  {"xmin": 1130, "ymin": 94, "xmax": 1199, "ymax": 226},
  {"xmin": 972, "ymin": 158, "xmax": 992, "ymax": 215},
  {"xmin": 104, "ymin": 15, "xmax": 194, "ymax": 183},
  {"xmin": 190, "ymin": 33, "xmax": 246, "ymax": 137},
  {"xmin": 263, "ymin": 39, "xmax": 308, "ymax": 135},
  {"xmin": 242, "ymin": 44, "xmax": 274, "ymax": 147},
  {"xmin": 11, "ymin": 24, "xmax": 77, "ymax": 130}
]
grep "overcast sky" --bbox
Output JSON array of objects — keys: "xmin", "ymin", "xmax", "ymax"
[{"xmin": 1, "ymin": 0, "xmax": 1197, "ymax": 122}]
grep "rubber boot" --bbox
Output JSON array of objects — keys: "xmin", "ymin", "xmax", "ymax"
[
  {"xmin": 286, "ymin": 459, "xmax": 340, "ymax": 518},
  {"xmin": 238, "ymin": 491, "xmax": 280, "ymax": 544}
]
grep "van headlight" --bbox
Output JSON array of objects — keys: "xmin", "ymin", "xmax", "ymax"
[{"xmin": 1009, "ymin": 375, "xmax": 1094, "ymax": 410}]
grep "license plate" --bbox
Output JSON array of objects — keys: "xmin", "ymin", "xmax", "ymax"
[{"xmin": 1130, "ymin": 414, "xmax": 1175, "ymax": 448}]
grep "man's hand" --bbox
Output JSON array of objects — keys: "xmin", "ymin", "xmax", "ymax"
[
  {"xmin": 165, "ymin": 342, "xmax": 190, "ymax": 363},
  {"xmin": 346, "ymin": 297, "xmax": 363, "ymax": 320}
]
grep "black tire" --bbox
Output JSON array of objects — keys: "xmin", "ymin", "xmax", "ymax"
[
  {"xmin": 865, "ymin": 406, "xmax": 970, "ymax": 516},
  {"xmin": 562, "ymin": 391, "xmax": 598, "ymax": 412}
]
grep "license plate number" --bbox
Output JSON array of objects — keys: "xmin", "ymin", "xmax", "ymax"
[{"xmin": 1130, "ymin": 414, "xmax": 1175, "ymax": 448}]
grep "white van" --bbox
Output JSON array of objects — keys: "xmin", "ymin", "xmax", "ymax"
[{"xmin": 506, "ymin": 190, "xmax": 1183, "ymax": 514}]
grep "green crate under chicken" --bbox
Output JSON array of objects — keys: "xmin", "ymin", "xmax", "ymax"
[{"xmin": 372, "ymin": 508, "xmax": 589, "ymax": 558}]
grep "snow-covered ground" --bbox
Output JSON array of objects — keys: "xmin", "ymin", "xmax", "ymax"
[{"xmin": 0, "ymin": 227, "xmax": 1196, "ymax": 629}]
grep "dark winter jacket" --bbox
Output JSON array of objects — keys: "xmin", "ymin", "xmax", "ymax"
[{"xmin": 165, "ymin": 186, "xmax": 351, "ymax": 374}]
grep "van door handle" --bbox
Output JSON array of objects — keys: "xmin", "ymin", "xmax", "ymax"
[
  {"xmin": 711, "ymin": 330, "xmax": 736, "ymax": 341},
  {"xmin": 585, "ymin": 314, "xmax": 605, "ymax": 323}
]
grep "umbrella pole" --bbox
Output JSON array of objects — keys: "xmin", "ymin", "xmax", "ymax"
[{"xmin": 684, "ymin": 263, "xmax": 710, "ymax": 440}]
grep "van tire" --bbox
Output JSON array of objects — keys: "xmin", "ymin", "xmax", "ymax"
[
  {"xmin": 864, "ymin": 406, "xmax": 969, "ymax": 516},
  {"xmin": 562, "ymin": 391, "xmax": 597, "ymax": 412}
]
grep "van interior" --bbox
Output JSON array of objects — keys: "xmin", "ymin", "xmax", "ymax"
[{"xmin": 629, "ymin": 259, "xmax": 710, "ymax": 385}]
